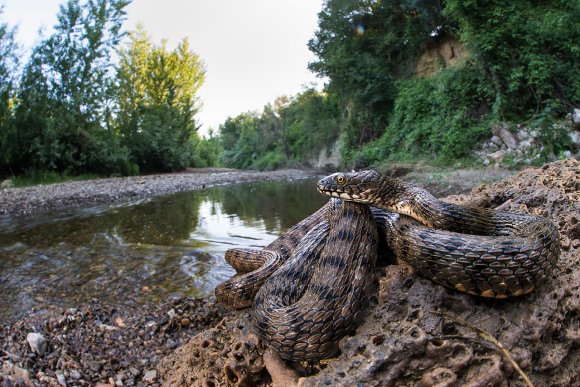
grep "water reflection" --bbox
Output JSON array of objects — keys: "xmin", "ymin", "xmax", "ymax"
[{"xmin": 0, "ymin": 177, "xmax": 327, "ymax": 320}]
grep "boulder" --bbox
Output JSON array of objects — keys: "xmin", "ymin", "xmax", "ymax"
[{"xmin": 492, "ymin": 124, "xmax": 519, "ymax": 150}]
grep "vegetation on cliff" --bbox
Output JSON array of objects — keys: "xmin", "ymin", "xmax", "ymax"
[{"xmin": 219, "ymin": 0, "xmax": 579, "ymax": 170}]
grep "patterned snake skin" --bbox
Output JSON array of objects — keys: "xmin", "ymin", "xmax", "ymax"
[
  {"xmin": 318, "ymin": 170, "xmax": 560, "ymax": 298},
  {"xmin": 215, "ymin": 170, "xmax": 560, "ymax": 361}
]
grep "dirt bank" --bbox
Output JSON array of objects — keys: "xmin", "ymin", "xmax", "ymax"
[{"xmin": 158, "ymin": 159, "xmax": 579, "ymax": 386}]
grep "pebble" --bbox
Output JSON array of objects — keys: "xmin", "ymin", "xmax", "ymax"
[
  {"xmin": 56, "ymin": 372, "xmax": 67, "ymax": 386},
  {"xmin": 143, "ymin": 370, "xmax": 157, "ymax": 382},
  {"xmin": 165, "ymin": 339, "xmax": 178, "ymax": 349},
  {"xmin": 12, "ymin": 365, "xmax": 32, "ymax": 385},
  {"xmin": 27, "ymin": 332, "xmax": 48, "ymax": 356},
  {"xmin": 129, "ymin": 366, "xmax": 141, "ymax": 376}
]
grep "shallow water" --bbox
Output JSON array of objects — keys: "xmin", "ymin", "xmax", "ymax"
[{"xmin": 0, "ymin": 177, "xmax": 327, "ymax": 320}]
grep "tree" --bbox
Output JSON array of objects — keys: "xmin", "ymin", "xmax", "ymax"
[
  {"xmin": 308, "ymin": 0, "xmax": 450, "ymax": 148},
  {"xmin": 445, "ymin": 0, "xmax": 580, "ymax": 117},
  {"xmin": 116, "ymin": 26, "xmax": 206, "ymax": 171},
  {"xmin": 12, "ymin": 0, "xmax": 131, "ymax": 175},
  {"xmin": 0, "ymin": 7, "xmax": 20, "ymax": 175}
]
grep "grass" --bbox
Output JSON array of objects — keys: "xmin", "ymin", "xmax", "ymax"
[{"xmin": 8, "ymin": 171, "xmax": 103, "ymax": 188}]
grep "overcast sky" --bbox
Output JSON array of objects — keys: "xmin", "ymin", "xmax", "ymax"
[{"xmin": 1, "ymin": 0, "xmax": 325, "ymax": 134}]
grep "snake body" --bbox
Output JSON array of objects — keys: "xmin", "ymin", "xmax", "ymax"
[
  {"xmin": 318, "ymin": 170, "xmax": 560, "ymax": 298},
  {"xmin": 215, "ymin": 170, "xmax": 560, "ymax": 361},
  {"xmin": 215, "ymin": 204, "xmax": 329, "ymax": 309},
  {"xmin": 253, "ymin": 199, "xmax": 377, "ymax": 361}
]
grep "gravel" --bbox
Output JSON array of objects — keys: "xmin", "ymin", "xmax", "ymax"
[{"xmin": 0, "ymin": 168, "xmax": 317, "ymax": 218}]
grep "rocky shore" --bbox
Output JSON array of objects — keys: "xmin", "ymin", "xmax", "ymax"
[
  {"xmin": 0, "ymin": 168, "xmax": 316, "ymax": 218},
  {"xmin": 1, "ymin": 161, "xmax": 578, "ymax": 386}
]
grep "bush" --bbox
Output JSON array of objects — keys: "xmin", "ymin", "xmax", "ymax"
[
  {"xmin": 348, "ymin": 62, "xmax": 495, "ymax": 166},
  {"xmin": 252, "ymin": 151, "xmax": 287, "ymax": 171}
]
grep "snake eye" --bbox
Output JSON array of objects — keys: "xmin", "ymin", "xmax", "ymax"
[{"xmin": 336, "ymin": 174, "xmax": 346, "ymax": 185}]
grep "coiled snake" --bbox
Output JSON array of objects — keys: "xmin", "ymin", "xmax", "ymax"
[{"xmin": 215, "ymin": 170, "xmax": 560, "ymax": 361}]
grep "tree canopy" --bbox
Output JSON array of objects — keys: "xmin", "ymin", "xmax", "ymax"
[{"xmin": 0, "ymin": 0, "xmax": 210, "ymax": 178}]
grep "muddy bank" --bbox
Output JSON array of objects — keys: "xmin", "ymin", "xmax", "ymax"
[
  {"xmin": 158, "ymin": 159, "xmax": 579, "ymax": 386},
  {"xmin": 0, "ymin": 169, "xmax": 316, "ymax": 218}
]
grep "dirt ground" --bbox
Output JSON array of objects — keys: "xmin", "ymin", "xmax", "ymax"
[{"xmin": 157, "ymin": 159, "xmax": 579, "ymax": 386}]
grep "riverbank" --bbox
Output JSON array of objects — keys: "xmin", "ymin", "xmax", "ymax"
[
  {"xmin": 0, "ymin": 166, "xmax": 514, "ymax": 218},
  {"xmin": 0, "ymin": 169, "xmax": 317, "ymax": 218},
  {"xmin": 3, "ymin": 163, "xmax": 573, "ymax": 386}
]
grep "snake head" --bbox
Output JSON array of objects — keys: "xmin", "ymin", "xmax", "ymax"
[{"xmin": 317, "ymin": 170, "xmax": 383, "ymax": 203}]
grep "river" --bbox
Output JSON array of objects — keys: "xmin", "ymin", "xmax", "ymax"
[{"xmin": 0, "ymin": 177, "xmax": 327, "ymax": 321}]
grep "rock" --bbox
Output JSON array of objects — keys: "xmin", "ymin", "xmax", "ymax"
[
  {"xmin": 573, "ymin": 108, "xmax": 580, "ymax": 127},
  {"xmin": 487, "ymin": 150, "xmax": 506, "ymax": 162},
  {"xmin": 492, "ymin": 123, "xmax": 519, "ymax": 150},
  {"xmin": 570, "ymin": 130, "xmax": 580, "ymax": 145},
  {"xmin": 70, "ymin": 370, "xmax": 82, "ymax": 380},
  {"xmin": 56, "ymin": 372, "xmax": 67, "ymax": 386},
  {"xmin": 165, "ymin": 338, "xmax": 178, "ymax": 349},
  {"xmin": 490, "ymin": 135, "xmax": 503, "ymax": 146},
  {"xmin": 2, "ymin": 360, "xmax": 14, "ymax": 374},
  {"xmin": 0, "ymin": 179, "xmax": 13, "ymax": 189},
  {"xmin": 143, "ymin": 370, "xmax": 157, "ymax": 383},
  {"xmin": 98, "ymin": 323, "xmax": 119, "ymax": 331},
  {"xmin": 27, "ymin": 332, "xmax": 48, "ymax": 356},
  {"xmin": 517, "ymin": 129, "xmax": 529, "ymax": 141},
  {"xmin": 487, "ymin": 143, "xmax": 499, "ymax": 152},
  {"xmin": 12, "ymin": 365, "xmax": 33, "ymax": 386},
  {"xmin": 129, "ymin": 366, "xmax": 140, "ymax": 377},
  {"xmin": 519, "ymin": 140, "xmax": 532, "ymax": 151}
]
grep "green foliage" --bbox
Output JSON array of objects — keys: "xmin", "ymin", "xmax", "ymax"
[
  {"xmin": 0, "ymin": 7, "xmax": 19, "ymax": 174},
  {"xmin": 531, "ymin": 103, "xmax": 574, "ymax": 163},
  {"xmin": 218, "ymin": 89, "xmax": 340, "ymax": 170},
  {"xmin": 11, "ymin": 171, "xmax": 101, "ymax": 188},
  {"xmin": 253, "ymin": 151, "xmax": 287, "ymax": 171},
  {"xmin": 9, "ymin": 0, "xmax": 131, "ymax": 176},
  {"xmin": 444, "ymin": 0, "xmax": 580, "ymax": 117},
  {"xmin": 194, "ymin": 129, "xmax": 223, "ymax": 168},
  {"xmin": 1, "ymin": 4, "xmax": 209, "ymax": 179},
  {"xmin": 116, "ymin": 26, "xmax": 206, "ymax": 172},
  {"xmin": 349, "ymin": 63, "xmax": 494, "ymax": 166},
  {"xmin": 308, "ymin": 0, "xmax": 453, "ymax": 146}
]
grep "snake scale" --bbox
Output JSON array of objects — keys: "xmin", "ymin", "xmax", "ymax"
[{"xmin": 215, "ymin": 170, "xmax": 560, "ymax": 361}]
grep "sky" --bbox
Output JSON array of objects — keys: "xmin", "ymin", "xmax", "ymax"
[{"xmin": 0, "ymin": 0, "xmax": 325, "ymax": 135}]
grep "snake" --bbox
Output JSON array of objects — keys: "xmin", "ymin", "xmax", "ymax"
[
  {"xmin": 215, "ymin": 170, "xmax": 560, "ymax": 361},
  {"xmin": 318, "ymin": 170, "xmax": 560, "ymax": 298}
]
